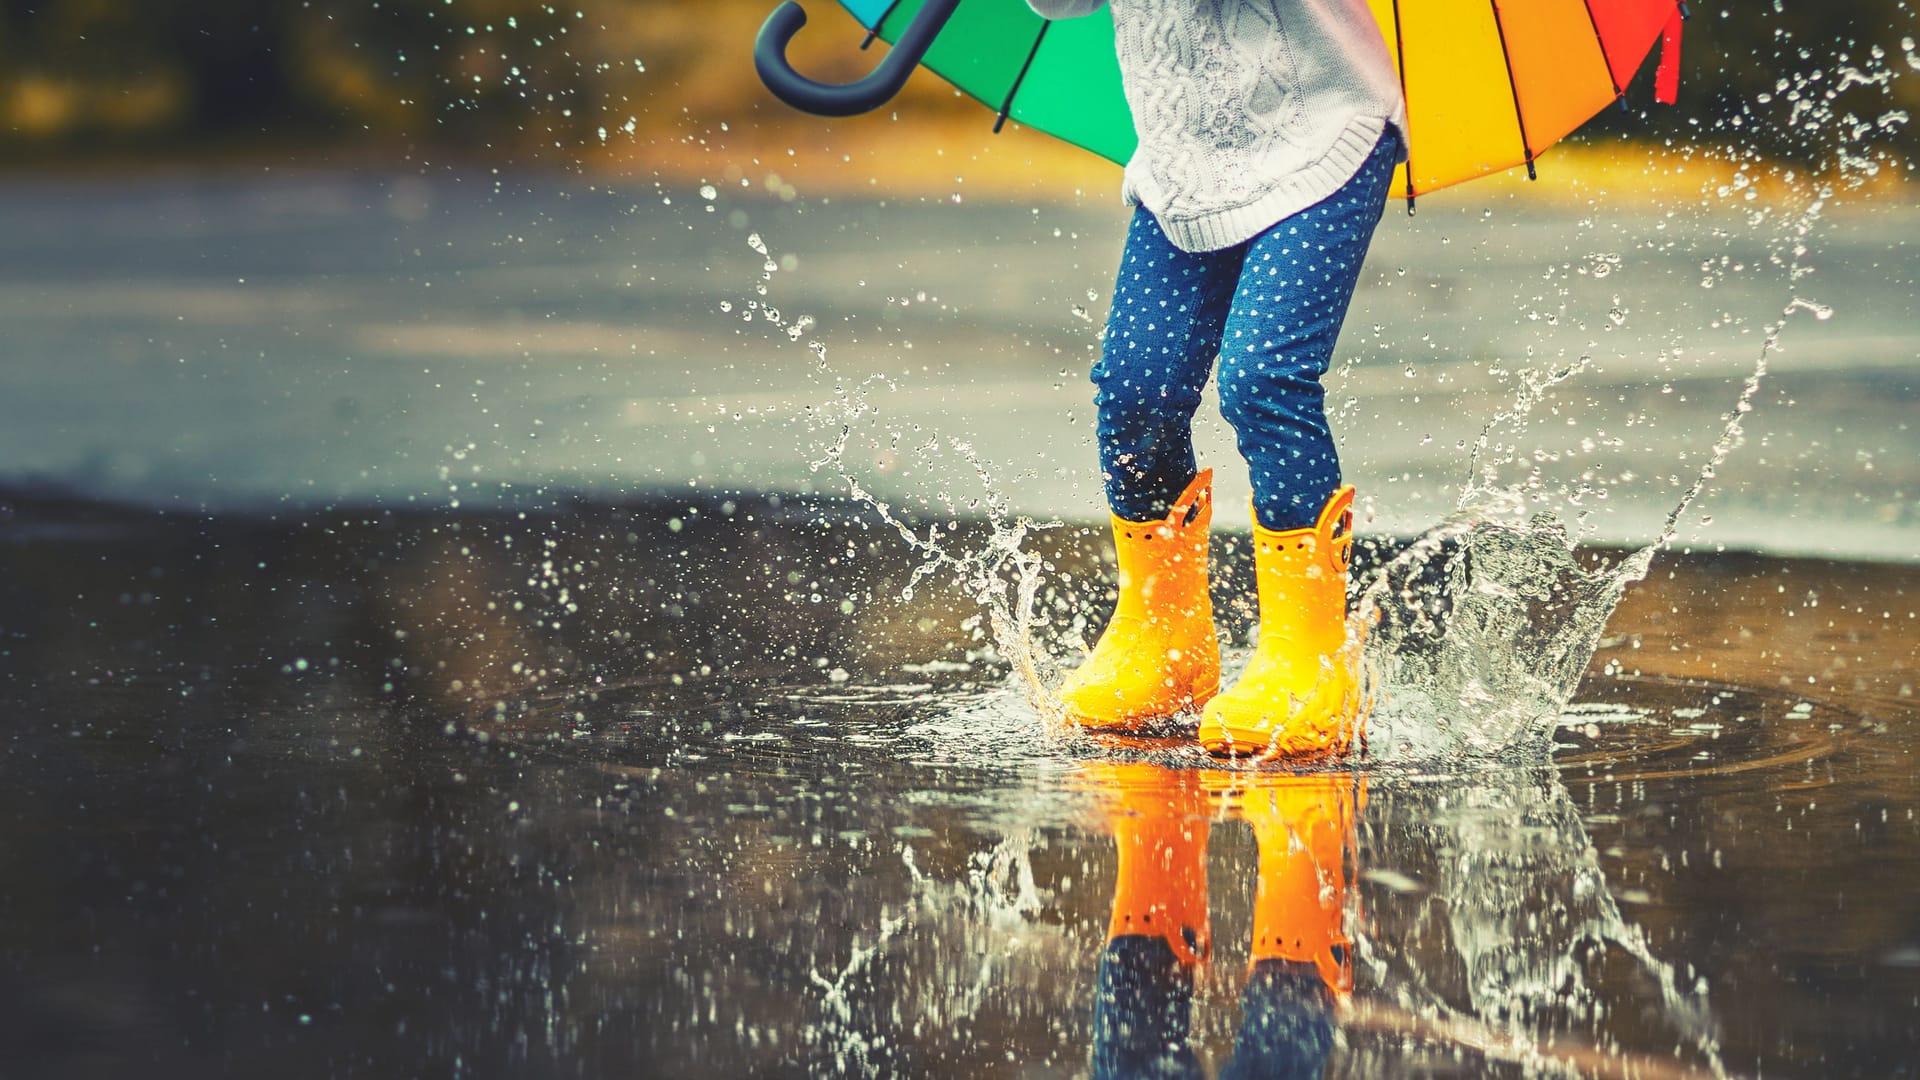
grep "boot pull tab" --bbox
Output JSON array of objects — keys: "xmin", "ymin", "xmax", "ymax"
[
  {"xmin": 1316, "ymin": 486, "xmax": 1356, "ymax": 574},
  {"xmin": 1164, "ymin": 468, "xmax": 1214, "ymax": 531}
]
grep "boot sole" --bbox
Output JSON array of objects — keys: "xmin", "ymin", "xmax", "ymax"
[
  {"xmin": 1198, "ymin": 717, "xmax": 1351, "ymax": 759},
  {"xmin": 1068, "ymin": 679, "xmax": 1220, "ymax": 734},
  {"xmin": 1199, "ymin": 729, "xmax": 1347, "ymax": 759}
]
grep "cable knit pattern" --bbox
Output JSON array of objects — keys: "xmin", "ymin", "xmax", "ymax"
[{"xmin": 1027, "ymin": 0, "xmax": 1406, "ymax": 253}]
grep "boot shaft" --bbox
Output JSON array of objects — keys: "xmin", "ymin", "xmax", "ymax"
[
  {"xmin": 1110, "ymin": 470, "xmax": 1215, "ymax": 626},
  {"xmin": 1249, "ymin": 487, "xmax": 1354, "ymax": 657}
]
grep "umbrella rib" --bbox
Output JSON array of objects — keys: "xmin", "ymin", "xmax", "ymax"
[
  {"xmin": 860, "ymin": 0, "xmax": 907, "ymax": 49},
  {"xmin": 1390, "ymin": 0, "xmax": 1414, "ymax": 212},
  {"xmin": 1575, "ymin": 0, "xmax": 1628, "ymax": 111},
  {"xmin": 995, "ymin": 20, "xmax": 1053, "ymax": 133},
  {"xmin": 1488, "ymin": 0, "xmax": 1536, "ymax": 180}
]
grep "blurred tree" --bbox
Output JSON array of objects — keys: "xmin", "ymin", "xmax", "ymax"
[
  {"xmin": 1586, "ymin": 1, "xmax": 1920, "ymax": 174},
  {"xmin": 0, "ymin": 0, "xmax": 1913, "ymax": 174}
]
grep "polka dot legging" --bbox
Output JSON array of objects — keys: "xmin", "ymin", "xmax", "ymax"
[{"xmin": 1093, "ymin": 130, "xmax": 1398, "ymax": 532}]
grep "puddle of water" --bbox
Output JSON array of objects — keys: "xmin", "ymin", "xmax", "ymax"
[{"xmin": 3, "ymin": 492, "xmax": 1917, "ymax": 1078}]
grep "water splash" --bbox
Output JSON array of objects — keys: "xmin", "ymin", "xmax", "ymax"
[
  {"xmin": 721, "ymin": 227, "xmax": 1072, "ymax": 732},
  {"xmin": 1324, "ymin": 46, "xmax": 1906, "ymax": 1075},
  {"xmin": 1351, "ymin": 29, "xmax": 1892, "ymax": 767},
  {"xmin": 841, "ymin": 457, "xmax": 1066, "ymax": 733},
  {"xmin": 1354, "ymin": 768, "xmax": 1725, "ymax": 1078}
]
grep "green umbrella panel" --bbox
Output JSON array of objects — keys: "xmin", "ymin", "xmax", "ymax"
[{"xmin": 835, "ymin": 0, "xmax": 1138, "ymax": 164}]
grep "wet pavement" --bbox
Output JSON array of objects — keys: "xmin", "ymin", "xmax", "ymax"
[
  {"xmin": 3, "ymin": 490, "xmax": 1917, "ymax": 1078},
  {"xmin": 0, "ymin": 172, "xmax": 1915, "ymax": 556}
]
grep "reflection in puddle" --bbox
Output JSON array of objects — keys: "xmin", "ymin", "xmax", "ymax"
[
  {"xmin": 1358, "ymin": 765, "xmax": 1720, "ymax": 1079},
  {"xmin": 1071, "ymin": 764, "xmax": 1354, "ymax": 1079}
]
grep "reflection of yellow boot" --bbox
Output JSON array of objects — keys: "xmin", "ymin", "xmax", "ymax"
[
  {"xmin": 1199, "ymin": 487, "xmax": 1363, "ymax": 758},
  {"xmin": 1079, "ymin": 763, "xmax": 1213, "ymax": 966},
  {"xmin": 1060, "ymin": 471, "xmax": 1220, "ymax": 731},
  {"xmin": 1089, "ymin": 762, "xmax": 1211, "ymax": 1078},
  {"xmin": 1240, "ymin": 776, "xmax": 1357, "ymax": 996},
  {"xmin": 1076, "ymin": 763, "xmax": 1213, "ymax": 1078},
  {"xmin": 1109, "ymin": 794, "xmax": 1212, "ymax": 968},
  {"xmin": 1211, "ymin": 777, "xmax": 1356, "ymax": 1079}
]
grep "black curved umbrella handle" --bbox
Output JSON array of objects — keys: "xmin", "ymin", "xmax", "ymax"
[{"xmin": 755, "ymin": 0, "xmax": 962, "ymax": 117}]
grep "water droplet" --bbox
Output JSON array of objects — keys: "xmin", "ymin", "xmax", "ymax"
[{"xmin": 1785, "ymin": 297, "xmax": 1833, "ymax": 321}]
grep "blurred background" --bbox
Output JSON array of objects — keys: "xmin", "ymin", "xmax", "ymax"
[
  {"xmin": 3, "ymin": 0, "xmax": 1915, "ymax": 179},
  {"xmin": 0, "ymin": 0, "xmax": 1117, "ymax": 186},
  {"xmin": 1, "ymin": 0, "xmax": 1917, "ymax": 555}
]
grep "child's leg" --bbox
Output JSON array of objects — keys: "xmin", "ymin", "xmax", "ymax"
[
  {"xmin": 1094, "ymin": 208, "xmax": 1241, "ymax": 522},
  {"xmin": 1196, "ymin": 133, "xmax": 1399, "ymax": 757},
  {"xmin": 1215, "ymin": 132, "xmax": 1400, "ymax": 530},
  {"xmin": 1062, "ymin": 212, "xmax": 1234, "ymax": 729}
]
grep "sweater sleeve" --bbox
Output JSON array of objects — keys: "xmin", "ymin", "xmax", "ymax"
[{"xmin": 1025, "ymin": 0, "xmax": 1106, "ymax": 18}]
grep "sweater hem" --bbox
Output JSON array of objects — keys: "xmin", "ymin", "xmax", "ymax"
[{"xmin": 1127, "ymin": 117, "xmax": 1398, "ymax": 253}]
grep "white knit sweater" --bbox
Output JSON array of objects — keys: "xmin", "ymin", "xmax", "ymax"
[{"xmin": 1027, "ymin": 0, "xmax": 1407, "ymax": 252}]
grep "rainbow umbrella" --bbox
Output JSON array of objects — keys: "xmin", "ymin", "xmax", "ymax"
[{"xmin": 755, "ymin": 0, "xmax": 1689, "ymax": 208}]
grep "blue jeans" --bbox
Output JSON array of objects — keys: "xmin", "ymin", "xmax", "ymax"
[{"xmin": 1094, "ymin": 131, "xmax": 1398, "ymax": 531}]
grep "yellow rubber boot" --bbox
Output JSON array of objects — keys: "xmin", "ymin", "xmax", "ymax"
[
  {"xmin": 1198, "ymin": 487, "xmax": 1363, "ymax": 758},
  {"xmin": 1241, "ymin": 776, "xmax": 1358, "ymax": 996},
  {"xmin": 1059, "ymin": 470, "xmax": 1220, "ymax": 731}
]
